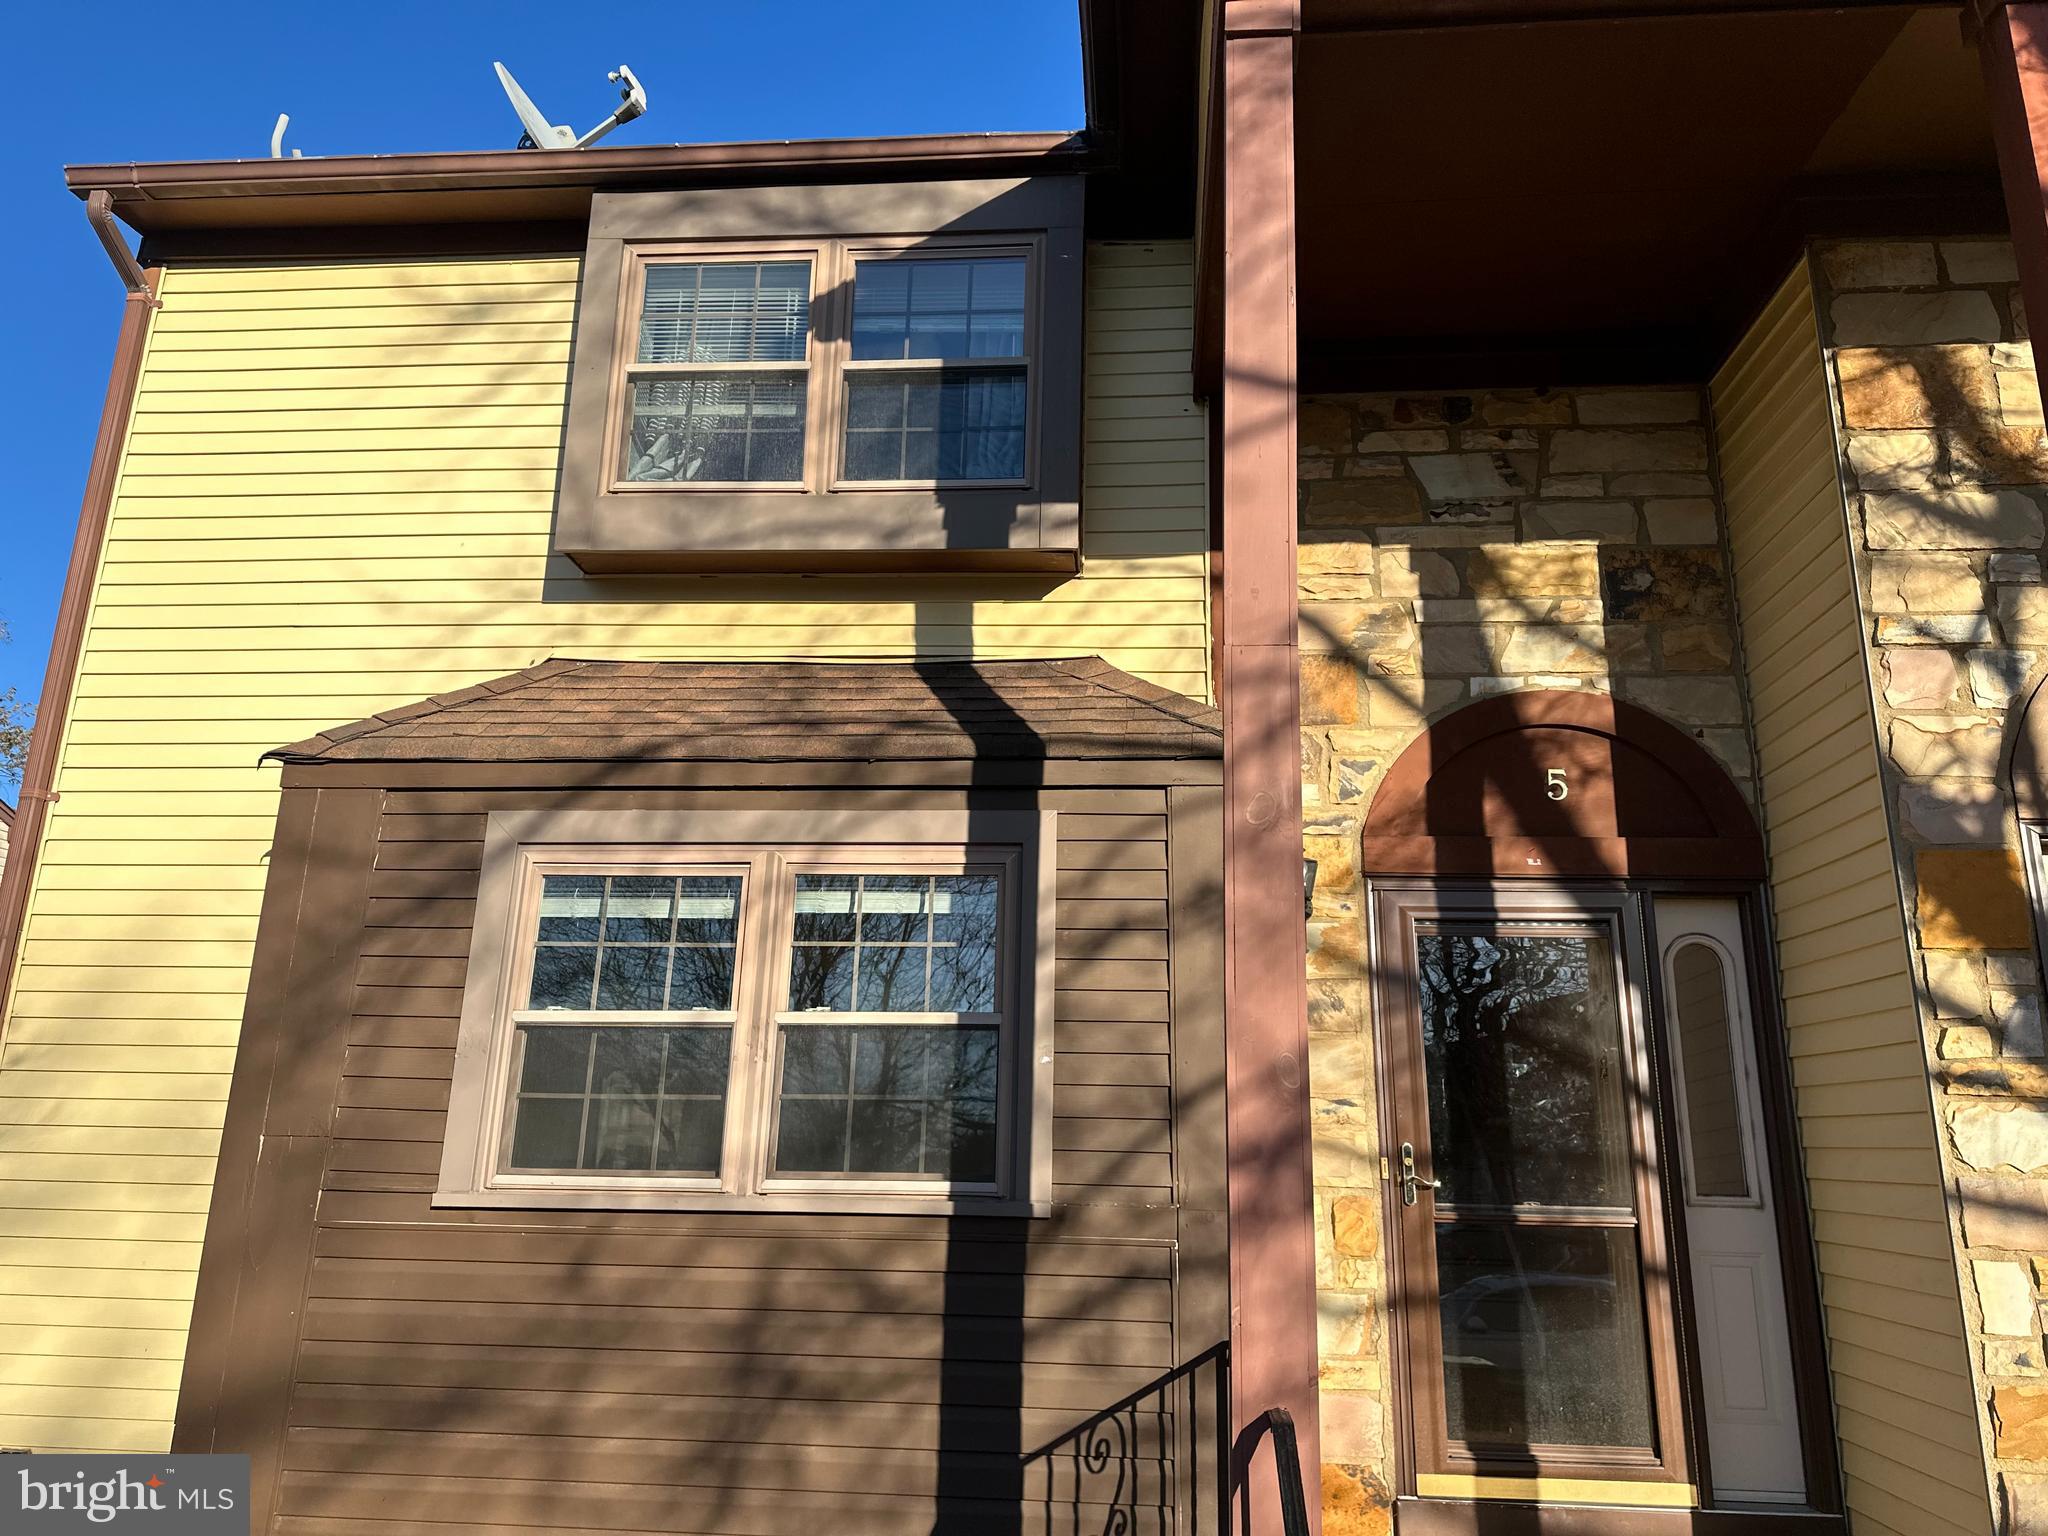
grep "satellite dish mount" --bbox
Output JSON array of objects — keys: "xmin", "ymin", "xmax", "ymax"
[{"xmin": 494, "ymin": 62, "xmax": 648, "ymax": 150}]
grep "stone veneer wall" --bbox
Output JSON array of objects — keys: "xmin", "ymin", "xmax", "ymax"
[
  {"xmin": 1296, "ymin": 384, "xmax": 1760, "ymax": 1531},
  {"xmin": 1811, "ymin": 236, "xmax": 2048, "ymax": 1532}
]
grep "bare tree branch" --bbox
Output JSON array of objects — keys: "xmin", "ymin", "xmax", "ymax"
[{"xmin": 0, "ymin": 622, "xmax": 34, "ymax": 794}]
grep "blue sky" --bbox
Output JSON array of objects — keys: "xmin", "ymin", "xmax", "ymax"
[{"xmin": 0, "ymin": 1, "xmax": 1083, "ymax": 739}]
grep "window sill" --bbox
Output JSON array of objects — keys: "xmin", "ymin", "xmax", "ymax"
[
  {"xmin": 432, "ymin": 1186, "xmax": 1053, "ymax": 1218},
  {"xmin": 553, "ymin": 485, "xmax": 1080, "ymax": 576},
  {"xmin": 1393, "ymin": 1496, "xmax": 1842, "ymax": 1535}
]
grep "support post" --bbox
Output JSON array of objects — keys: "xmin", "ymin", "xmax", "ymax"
[
  {"xmin": 1218, "ymin": 2, "xmax": 1321, "ymax": 1530},
  {"xmin": 1980, "ymin": 3, "xmax": 2048, "ymax": 386}
]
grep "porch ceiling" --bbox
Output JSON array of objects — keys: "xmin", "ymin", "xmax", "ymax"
[{"xmin": 1292, "ymin": 5, "xmax": 2000, "ymax": 387}]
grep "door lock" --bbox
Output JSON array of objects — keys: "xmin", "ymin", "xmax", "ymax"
[{"xmin": 1399, "ymin": 1142, "xmax": 1442, "ymax": 1208}]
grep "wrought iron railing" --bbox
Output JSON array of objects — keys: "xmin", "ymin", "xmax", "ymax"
[
  {"xmin": 1021, "ymin": 1341, "xmax": 1230, "ymax": 1535},
  {"xmin": 1259, "ymin": 1406, "xmax": 1315, "ymax": 1536}
]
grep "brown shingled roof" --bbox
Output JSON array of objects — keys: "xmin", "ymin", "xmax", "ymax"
[{"xmin": 267, "ymin": 659, "xmax": 1222, "ymax": 765}]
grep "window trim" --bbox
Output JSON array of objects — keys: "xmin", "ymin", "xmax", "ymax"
[{"xmin": 435, "ymin": 808, "xmax": 1057, "ymax": 1215}]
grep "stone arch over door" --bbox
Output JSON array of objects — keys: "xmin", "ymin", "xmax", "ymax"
[{"xmin": 1360, "ymin": 689, "xmax": 1764, "ymax": 878}]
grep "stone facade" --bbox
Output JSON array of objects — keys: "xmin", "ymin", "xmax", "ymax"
[
  {"xmin": 1814, "ymin": 237, "xmax": 2048, "ymax": 1531},
  {"xmin": 1296, "ymin": 384, "xmax": 1758, "ymax": 1530}
]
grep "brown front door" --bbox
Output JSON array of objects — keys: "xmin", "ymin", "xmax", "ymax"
[{"xmin": 1377, "ymin": 883, "xmax": 1693, "ymax": 1496}]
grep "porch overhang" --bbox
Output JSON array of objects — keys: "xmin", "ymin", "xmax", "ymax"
[{"xmin": 1122, "ymin": 1, "xmax": 2006, "ymax": 393}]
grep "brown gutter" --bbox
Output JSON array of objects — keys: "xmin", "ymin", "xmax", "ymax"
[
  {"xmin": 86, "ymin": 189, "xmax": 156, "ymax": 294},
  {"xmin": 0, "ymin": 223, "xmax": 158, "ymax": 1038},
  {"xmin": 1303, "ymin": 0, "xmax": 1920, "ymax": 26},
  {"xmin": 1218, "ymin": 0, "xmax": 1322, "ymax": 1530},
  {"xmin": 67, "ymin": 130, "xmax": 1097, "ymax": 232}
]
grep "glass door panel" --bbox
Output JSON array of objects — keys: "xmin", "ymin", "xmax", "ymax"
[
  {"xmin": 1381, "ymin": 889, "xmax": 1689, "ymax": 1490},
  {"xmin": 1417, "ymin": 924, "xmax": 1656, "ymax": 1456},
  {"xmin": 1418, "ymin": 930, "xmax": 1633, "ymax": 1211},
  {"xmin": 1436, "ymin": 1223, "xmax": 1654, "ymax": 1449}
]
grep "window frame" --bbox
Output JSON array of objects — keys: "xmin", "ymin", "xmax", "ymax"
[
  {"xmin": 754, "ymin": 848, "xmax": 1017, "ymax": 1199},
  {"xmin": 488, "ymin": 852, "xmax": 757, "ymax": 1194},
  {"xmin": 603, "ymin": 235, "xmax": 1043, "ymax": 500},
  {"xmin": 436, "ymin": 809, "xmax": 1056, "ymax": 1216},
  {"xmin": 606, "ymin": 245, "xmax": 822, "ymax": 494},
  {"xmin": 830, "ymin": 238, "xmax": 1040, "ymax": 493}
]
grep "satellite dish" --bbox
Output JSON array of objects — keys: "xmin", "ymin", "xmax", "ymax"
[{"xmin": 494, "ymin": 62, "xmax": 648, "ymax": 150}]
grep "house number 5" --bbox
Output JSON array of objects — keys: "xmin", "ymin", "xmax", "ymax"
[{"xmin": 1546, "ymin": 768, "xmax": 1569, "ymax": 801}]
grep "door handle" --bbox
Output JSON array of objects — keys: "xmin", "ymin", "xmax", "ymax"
[{"xmin": 1399, "ymin": 1142, "xmax": 1442, "ymax": 1207}]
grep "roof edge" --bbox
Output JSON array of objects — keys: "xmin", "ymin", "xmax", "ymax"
[
  {"xmin": 67, "ymin": 131, "xmax": 1102, "ymax": 233},
  {"xmin": 263, "ymin": 658, "xmax": 1222, "ymax": 767},
  {"xmin": 265, "ymin": 659, "xmax": 586, "ymax": 764},
  {"xmin": 1301, "ymin": 0, "xmax": 1921, "ymax": 26}
]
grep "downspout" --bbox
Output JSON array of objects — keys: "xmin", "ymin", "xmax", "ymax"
[
  {"xmin": 0, "ymin": 192, "xmax": 159, "ymax": 1041},
  {"xmin": 87, "ymin": 188, "xmax": 156, "ymax": 299}
]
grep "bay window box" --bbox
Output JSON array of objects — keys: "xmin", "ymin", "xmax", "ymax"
[{"xmin": 554, "ymin": 178, "xmax": 1083, "ymax": 574}]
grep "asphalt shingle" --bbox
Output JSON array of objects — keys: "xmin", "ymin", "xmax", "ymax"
[{"xmin": 267, "ymin": 658, "xmax": 1222, "ymax": 764}]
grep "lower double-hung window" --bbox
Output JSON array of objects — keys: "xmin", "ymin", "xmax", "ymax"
[{"xmin": 439, "ymin": 818, "xmax": 1051, "ymax": 1214}]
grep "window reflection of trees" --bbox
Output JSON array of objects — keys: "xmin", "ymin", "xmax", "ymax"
[
  {"xmin": 786, "ymin": 872, "xmax": 1000, "ymax": 1013},
  {"xmin": 1417, "ymin": 932, "xmax": 1629, "ymax": 1210},
  {"xmin": 774, "ymin": 1024, "xmax": 1000, "ymax": 1179}
]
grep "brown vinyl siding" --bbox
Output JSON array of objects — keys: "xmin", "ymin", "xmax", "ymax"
[
  {"xmin": 176, "ymin": 776, "xmax": 1225, "ymax": 1535},
  {"xmin": 1711, "ymin": 267, "xmax": 1990, "ymax": 1536}
]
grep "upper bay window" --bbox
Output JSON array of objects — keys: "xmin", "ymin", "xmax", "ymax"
[{"xmin": 555, "ymin": 178, "xmax": 1083, "ymax": 574}]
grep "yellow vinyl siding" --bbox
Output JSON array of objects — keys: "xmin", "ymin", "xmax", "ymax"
[
  {"xmin": 1712, "ymin": 268, "xmax": 1992, "ymax": 1536},
  {"xmin": 0, "ymin": 239, "xmax": 1209, "ymax": 1451}
]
